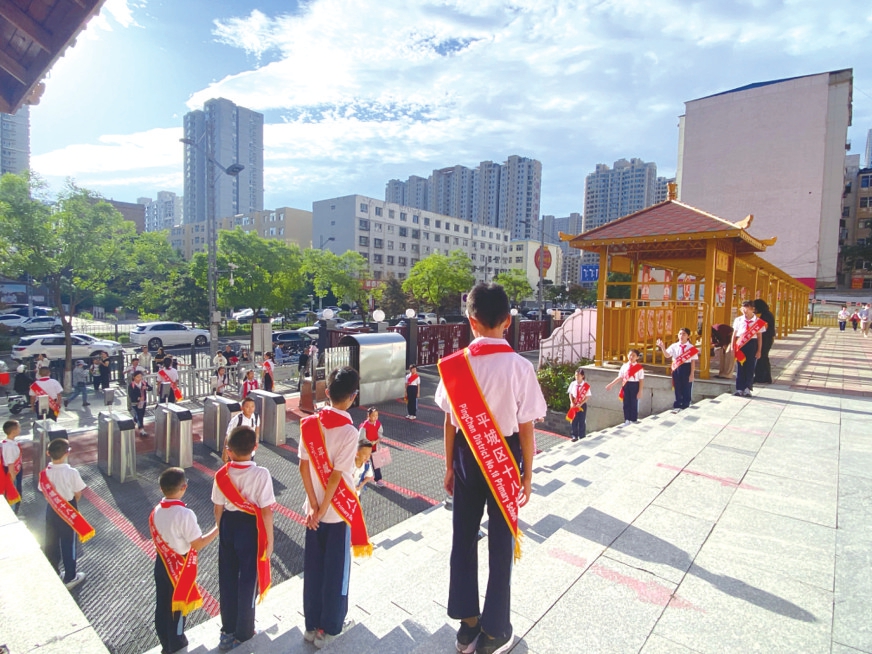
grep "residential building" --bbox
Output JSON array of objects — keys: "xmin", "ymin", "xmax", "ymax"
[
  {"xmin": 864, "ymin": 128, "xmax": 872, "ymax": 169},
  {"xmin": 472, "ymin": 161, "xmax": 502, "ymax": 228},
  {"xmin": 676, "ymin": 69, "xmax": 853, "ymax": 289},
  {"xmin": 0, "ymin": 105, "xmax": 29, "ymax": 175},
  {"xmin": 169, "ymin": 207, "xmax": 312, "ymax": 259},
  {"xmin": 654, "ymin": 176, "xmax": 675, "ymax": 204},
  {"xmin": 507, "ymin": 239, "xmax": 563, "ymax": 292},
  {"xmin": 312, "ymin": 195, "xmax": 511, "ymax": 284},
  {"xmin": 581, "ymin": 158, "xmax": 659, "ymax": 282},
  {"xmin": 143, "ymin": 191, "xmax": 183, "ymax": 232},
  {"xmin": 845, "ymin": 165, "xmax": 872, "ymax": 289},
  {"xmin": 106, "ymin": 199, "xmax": 145, "ymax": 233},
  {"xmin": 500, "ymin": 155, "xmax": 542, "ymax": 239},
  {"xmin": 183, "ymin": 98, "xmax": 264, "ymax": 225}
]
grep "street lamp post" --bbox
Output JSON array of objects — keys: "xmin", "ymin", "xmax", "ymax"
[
  {"xmin": 179, "ymin": 135, "xmax": 245, "ymax": 356},
  {"xmin": 317, "ymin": 236, "xmax": 335, "ymax": 311}
]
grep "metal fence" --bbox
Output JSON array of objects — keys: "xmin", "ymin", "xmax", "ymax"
[{"xmin": 418, "ymin": 323, "xmax": 470, "ymax": 366}]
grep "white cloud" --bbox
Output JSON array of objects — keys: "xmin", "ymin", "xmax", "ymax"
[{"xmin": 88, "ymin": 0, "xmax": 144, "ymax": 35}]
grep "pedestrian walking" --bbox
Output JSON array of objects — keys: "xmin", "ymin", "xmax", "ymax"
[
  {"xmin": 838, "ymin": 306, "xmax": 849, "ymax": 331},
  {"xmin": 64, "ymin": 360, "xmax": 91, "ymax": 409},
  {"xmin": 860, "ymin": 303, "xmax": 870, "ymax": 338},
  {"xmin": 128, "ymin": 371, "xmax": 152, "ymax": 437}
]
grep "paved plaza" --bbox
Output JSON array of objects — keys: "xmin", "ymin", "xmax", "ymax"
[{"xmin": 3, "ymin": 326, "xmax": 872, "ymax": 653}]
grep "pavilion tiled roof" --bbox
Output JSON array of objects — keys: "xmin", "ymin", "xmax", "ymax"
[{"xmin": 574, "ymin": 200, "xmax": 742, "ymax": 241}]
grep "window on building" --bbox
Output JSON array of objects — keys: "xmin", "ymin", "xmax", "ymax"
[
  {"xmin": 398, "ymin": 272, "xmax": 406, "ymax": 280},
  {"xmin": 516, "ymin": 244, "xmax": 523, "ymax": 251},
  {"xmin": 387, "ymin": 240, "xmax": 394, "ymax": 249},
  {"xmin": 375, "ymin": 206, "xmax": 383, "ymax": 216},
  {"xmin": 862, "ymin": 175, "xmax": 872, "ymax": 188},
  {"xmin": 400, "ymin": 212, "xmax": 407, "ymax": 221},
  {"xmin": 489, "ymin": 231, "xmax": 494, "ymax": 238},
  {"xmin": 387, "ymin": 224, "xmax": 395, "ymax": 232},
  {"xmin": 435, "ymin": 220, "xmax": 441, "ymax": 228},
  {"xmin": 411, "ymin": 243, "xmax": 419, "ymax": 252},
  {"xmin": 411, "ymin": 259, "xmax": 419, "ymax": 265},
  {"xmin": 374, "ymin": 270, "xmax": 382, "ymax": 280},
  {"xmin": 463, "ymin": 239, "xmax": 468, "ymax": 246},
  {"xmin": 269, "ymin": 228, "xmax": 276, "ymax": 236},
  {"xmin": 373, "ymin": 254, "xmax": 383, "ymax": 264},
  {"xmin": 488, "ymin": 243, "xmax": 493, "ymax": 250},
  {"xmin": 359, "ymin": 203, "xmax": 368, "ymax": 212},
  {"xmin": 454, "ymin": 224, "xmax": 460, "ymax": 232},
  {"xmin": 279, "ymin": 228, "xmax": 284, "ymax": 235},
  {"xmin": 359, "ymin": 219, "xmax": 370, "ymax": 230},
  {"xmin": 398, "ymin": 256, "xmax": 407, "ymax": 266},
  {"xmin": 387, "ymin": 255, "xmax": 395, "ymax": 265},
  {"xmin": 400, "ymin": 242, "xmax": 407, "ymax": 250},
  {"xmin": 424, "ymin": 232, "xmax": 430, "ymax": 240},
  {"xmin": 425, "ymin": 246, "xmax": 431, "ymax": 254},
  {"xmin": 434, "ymin": 234, "xmax": 441, "ymax": 242},
  {"xmin": 515, "ymin": 256, "xmax": 523, "ymax": 263},
  {"xmin": 359, "ymin": 251, "xmax": 369, "ymax": 260},
  {"xmin": 374, "ymin": 222, "xmax": 383, "ymax": 231},
  {"xmin": 399, "ymin": 227, "xmax": 408, "ymax": 237},
  {"xmin": 453, "ymin": 237, "xmax": 459, "ymax": 245},
  {"xmin": 861, "ymin": 197, "xmax": 870, "ymax": 209},
  {"xmin": 389, "ymin": 209, "xmax": 395, "ymax": 219},
  {"xmin": 411, "ymin": 229, "xmax": 420, "ymax": 239},
  {"xmin": 464, "ymin": 226, "xmax": 469, "ymax": 234},
  {"xmin": 445, "ymin": 222, "xmax": 450, "ymax": 230},
  {"xmin": 359, "ymin": 236, "xmax": 369, "ymax": 246},
  {"xmin": 373, "ymin": 238, "xmax": 383, "ymax": 248},
  {"xmin": 473, "ymin": 228, "xmax": 479, "ymax": 236},
  {"xmin": 412, "ymin": 215, "xmax": 419, "ymax": 224},
  {"xmin": 424, "ymin": 217, "xmax": 430, "ymax": 226}
]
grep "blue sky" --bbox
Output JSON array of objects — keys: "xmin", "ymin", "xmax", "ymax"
[{"xmin": 30, "ymin": 0, "xmax": 872, "ymax": 217}]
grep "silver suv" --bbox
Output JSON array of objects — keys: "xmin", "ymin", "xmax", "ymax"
[{"xmin": 12, "ymin": 333, "xmax": 124, "ymax": 361}]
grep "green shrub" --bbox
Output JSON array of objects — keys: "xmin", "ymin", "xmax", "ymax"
[
  {"xmin": 227, "ymin": 320, "xmax": 238, "ymax": 332},
  {"xmin": 138, "ymin": 312, "xmax": 161, "ymax": 323},
  {"xmin": 536, "ymin": 360, "xmax": 592, "ymax": 412},
  {"xmin": 78, "ymin": 311, "xmax": 94, "ymax": 321}
]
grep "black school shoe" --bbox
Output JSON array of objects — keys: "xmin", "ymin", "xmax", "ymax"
[
  {"xmin": 456, "ymin": 620, "xmax": 482, "ymax": 653},
  {"xmin": 476, "ymin": 630, "xmax": 514, "ymax": 654}
]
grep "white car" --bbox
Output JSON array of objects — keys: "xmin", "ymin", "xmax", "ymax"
[
  {"xmin": 12, "ymin": 333, "xmax": 124, "ymax": 361},
  {"xmin": 18, "ymin": 316, "xmax": 64, "ymax": 334},
  {"xmin": 417, "ymin": 313, "xmax": 447, "ymax": 325},
  {"xmin": 129, "ymin": 321, "xmax": 210, "ymax": 350},
  {"xmin": 0, "ymin": 313, "xmax": 27, "ymax": 330}
]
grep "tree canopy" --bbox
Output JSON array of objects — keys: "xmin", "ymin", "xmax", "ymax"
[
  {"xmin": 403, "ymin": 250, "xmax": 475, "ymax": 316},
  {"xmin": 493, "ymin": 268, "xmax": 534, "ymax": 305}
]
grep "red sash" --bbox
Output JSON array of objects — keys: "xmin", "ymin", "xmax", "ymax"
[
  {"xmin": 734, "ymin": 319, "xmax": 766, "ymax": 364},
  {"xmin": 618, "ymin": 363, "xmax": 644, "ymax": 399},
  {"xmin": 566, "ymin": 382, "xmax": 590, "ymax": 422},
  {"xmin": 149, "ymin": 500, "xmax": 203, "ymax": 615},
  {"xmin": 671, "ymin": 345, "xmax": 699, "ymax": 371},
  {"xmin": 214, "ymin": 464, "xmax": 271, "ymax": 602},
  {"xmin": 0, "ymin": 441, "xmax": 22, "ymax": 505},
  {"xmin": 39, "ymin": 467, "xmax": 94, "ymax": 542},
  {"xmin": 406, "ymin": 373, "xmax": 419, "ymax": 386},
  {"xmin": 30, "ymin": 379, "xmax": 60, "ymax": 415},
  {"xmin": 158, "ymin": 369, "xmax": 183, "ymax": 401},
  {"xmin": 361, "ymin": 420, "xmax": 381, "ymax": 451},
  {"xmin": 242, "ymin": 379, "xmax": 259, "ymax": 397},
  {"xmin": 300, "ymin": 409, "xmax": 372, "ymax": 557},
  {"xmin": 262, "ymin": 360, "xmax": 274, "ymax": 378},
  {"xmin": 438, "ymin": 341, "xmax": 525, "ymax": 561}
]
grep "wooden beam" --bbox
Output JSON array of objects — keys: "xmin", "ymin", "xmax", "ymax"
[
  {"xmin": 700, "ymin": 240, "xmax": 718, "ymax": 379},
  {"xmin": 595, "ymin": 247, "xmax": 609, "ymax": 366},
  {"xmin": 0, "ymin": 47, "xmax": 27, "ymax": 84},
  {"xmin": 0, "ymin": 1, "xmax": 56, "ymax": 52}
]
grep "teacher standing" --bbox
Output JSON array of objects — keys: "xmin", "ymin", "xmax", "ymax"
[{"xmin": 753, "ymin": 298, "xmax": 776, "ymax": 384}]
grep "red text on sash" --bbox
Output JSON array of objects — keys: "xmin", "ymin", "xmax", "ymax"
[
  {"xmin": 39, "ymin": 467, "xmax": 94, "ymax": 542},
  {"xmin": 735, "ymin": 320, "xmax": 766, "ymax": 364},
  {"xmin": 150, "ymin": 501, "xmax": 203, "ymax": 615},
  {"xmin": 671, "ymin": 346, "xmax": 700, "ymax": 372}
]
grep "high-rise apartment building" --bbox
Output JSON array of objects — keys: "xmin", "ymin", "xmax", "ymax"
[
  {"xmin": 654, "ymin": 176, "xmax": 675, "ymax": 204},
  {"xmin": 676, "ymin": 69, "xmax": 853, "ymax": 289},
  {"xmin": 383, "ymin": 155, "xmax": 542, "ymax": 236},
  {"xmin": 864, "ymin": 129, "xmax": 872, "ymax": 169},
  {"xmin": 143, "ymin": 191, "xmax": 183, "ymax": 232},
  {"xmin": 0, "ymin": 105, "xmax": 29, "ymax": 175},
  {"xmin": 183, "ymin": 98, "xmax": 264, "ymax": 225}
]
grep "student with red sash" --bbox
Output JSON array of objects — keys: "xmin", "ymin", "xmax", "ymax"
[
  {"xmin": 731, "ymin": 300, "xmax": 765, "ymax": 397},
  {"xmin": 29, "ymin": 366, "xmax": 63, "ymax": 421},
  {"xmin": 38, "ymin": 438, "xmax": 91, "ymax": 590},
  {"xmin": 605, "ymin": 349, "xmax": 644, "ymax": 426},
  {"xmin": 240, "ymin": 369, "xmax": 259, "ymax": 398},
  {"xmin": 261, "ymin": 352, "xmax": 275, "ymax": 393},
  {"xmin": 566, "ymin": 368, "xmax": 591, "ymax": 442},
  {"xmin": 1, "ymin": 420, "xmax": 23, "ymax": 514},
  {"xmin": 656, "ymin": 328, "xmax": 699, "ymax": 413},
  {"xmin": 212, "ymin": 426, "xmax": 275, "ymax": 651},
  {"xmin": 151, "ymin": 467, "xmax": 218, "ymax": 654},
  {"xmin": 358, "ymin": 407, "xmax": 386, "ymax": 486},
  {"xmin": 435, "ymin": 283, "xmax": 547, "ymax": 654},
  {"xmin": 299, "ymin": 366, "xmax": 369, "ymax": 649},
  {"xmin": 405, "ymin": 364, "xmax": 420, "ymax": 419},
  {"xmin": 157, "ymin": 358, "xmax": 181, "ymax": 404}
]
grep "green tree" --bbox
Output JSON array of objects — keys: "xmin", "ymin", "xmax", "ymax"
[
  {"xmin": 493, "ymin": 268, "xmax": 534, "ymax": 305},
  {"xmin": 379, "ymin": 277, "xmax": 410, "ymax": 319},
  {"xmin": 567, "ymin": 283, "xmax": 597, "ymax": 306},
  {"xmin": 606, "ymin": 272, "xmax": 632, "ymax": 299},
  {"xmin": 403, "ymin": 250, "xmax": 475, "ymax": 318},
  {"xmin": 302, "ymin": 249, "xmax": 369, "ymax": 310},
  {"xmin": 0, "ymin": 173, "xmax": 136, "ymax": 379},
  {"xmin": 164, "ymin": 266, "xmax": 209, "ymax": 326},
  {"xmin": 119, "ymin": 230, "xmax": 184, "ymax": 316}
]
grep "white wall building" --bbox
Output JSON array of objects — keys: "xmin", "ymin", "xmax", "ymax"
[
  {"xmin": 143, "ymin": 191, "xmax": 183, "ymax": 232},
  {"xmin": 507, "ymin": 239, "xmax": 563, "ymax": 293},
  {"xmin": 676, "ymin": 69, "xmax": 853, "ymax": 289},
  {"xmin": 313, "ymin": 195, "xmax": 512, "ymax": 284}
]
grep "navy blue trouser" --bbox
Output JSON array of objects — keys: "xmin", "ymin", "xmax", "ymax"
[
  {"xmin": 735, "ymin": 340, "xmax": 758, "ymax": 392},
  {"xmin": 45, "ymin": 499, "xmax": 77, "ymax": 582},
  {"xmin": 622, "ymin": 381, "xmax": 640, "ymax": 422},
  {"xmin": 154, "ymin": 557, "xmax": 188, "ymax": 653},
  {"xmin": 406, "ymin": 385, "xmax": 418, "ymax": 416},
  {"xmin": 570, "ymin": 409, "xmax": 586, "ymax": 439},
  {"xmin": 303, "ymin": 520, "xmax": 351, "ymax": 635},
  {"xmin": 219, "ymin": 511, "xmax": 259, "ymax": 642},
  {"xmin": 672, "ymin": 363, "xmax": 693, "ymax": 409},
  {"xmin": 448, "ymin": 432, "xmax": 521, "ymax": 640}
]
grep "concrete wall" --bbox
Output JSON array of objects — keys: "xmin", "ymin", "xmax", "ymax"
[
  {"xmin": 0, "ymin": 501, "xmax": 108, "ymax": 652},
  {"xmin": 677, "ymin": 70, "xmax": 852, "ymax": 289}
]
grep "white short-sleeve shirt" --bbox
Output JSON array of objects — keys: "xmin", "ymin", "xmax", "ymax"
[
  {"xmin": 665, "ymin": 342, "xmax": 698, "ymax": 361},
  {"xmin": 732, "ymin": 315, "xmax": 765, "ymax": 340},
  {"xmin": 619, "ymin": 362, "xmax": 644, "ymax": 382},
  {"xmin": 298, "ymin": 407, "xmax": 358, "ymax": 524},
  {"xmin": 211, "ymin": 461, "xmax": 275, "ymax": 510},
  {"xmin": 152, "ymin": 501, "xmax": 203, "ymax": 555},
  {"xmin": 0, "ymin": 439, "xmax": 21, "ymax": 467},
  {"xmin": 434, "ymin": 337, "xmax": 548, "ymax": 435},
  {"xmin": 29, "ymin": 377, "xmax": 63, "ymax": 398},
  {"xmin": 226, "ymin": 412, "xmax": 261, "ymax": 437},
  {"xmin": 38, "ymin": 462, "xmax": 86, "ymax": 501},
  {"xmin": 567, "ymin": 380, "xmax": 592, "ymax": 403},
  {"xmin": 158, "ymin": 367, "xmax": 179, "ymax": 383},
  {"xmin": 405, "ymin": 372, "xmax": 420, "ymax": 387}
]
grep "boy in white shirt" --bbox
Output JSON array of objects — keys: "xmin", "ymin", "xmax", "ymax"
[
  {"xmin": 1, "ymin": 420, "xmax": 23, "ymax": 514},
  {"xmin": 352, "ymin": 439, "xmax": 375, "ymax": 495},
  {"xmin": 29, "ymin": 366, "xmax": 63, "ymax": 421}
]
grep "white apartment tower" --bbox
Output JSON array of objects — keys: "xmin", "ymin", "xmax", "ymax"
[
  {"xmin": 500, "ymin": 155, "xmax": 542, "ymax": 239},
  {"xmin": 676, "ymin": 69, "xmax": 853, "ymax": 289},
  {"xmin": 183, "ymin": 98, "xmax": 264, "ymax": 225},
  {"xmin": 144, "ymin": 191, "xmax": 183, "ymax": 232},
  {"xmin": 0, "ymin": 105, "xmax": 29, "ymax": 175}
]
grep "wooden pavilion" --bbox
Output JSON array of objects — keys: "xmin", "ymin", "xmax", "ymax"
[{"xmin": 561, "ymin": 192, "xmax": 810, "ymax": 379}]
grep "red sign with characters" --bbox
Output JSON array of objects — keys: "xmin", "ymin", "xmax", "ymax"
[{"xmin": 534, "ymin": 247, "xmax": 552, "ymax": 273}]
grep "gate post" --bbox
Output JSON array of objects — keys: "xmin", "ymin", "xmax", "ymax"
[{"xmin": 407, "ymin": 316, "xmax": 418, "ymax": 368}]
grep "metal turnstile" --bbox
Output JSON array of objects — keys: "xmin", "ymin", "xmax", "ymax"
[
  {"xmin": 154, "ymin": 403, "xmax": 193, "ymax": 468},
  {"xmin": 249, "ymin": 389, "xmax": 286, "ymax": 445},
  {"xmin": 97, "ymin": 411, "xmax": 137, "ymax": 482},
  {"xmin": 299, "ymin": 370, "xmax": 327, "ymax": 414},
  {"xmin": 203, "ymin": 395, "xmax": 241, "ymax": 453},
  {"xmin": 31, "ymin": 422, "xmax": 68, "ymax": 483}
]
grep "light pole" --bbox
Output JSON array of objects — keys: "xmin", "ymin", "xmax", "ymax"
[
  {"xmin": 180, "ymin": 135, "xmax": 244, "ymax": 356},
  {"xmin": 519, "ymin": 218, "xmax": 546, "ymax": 319},
  {"xmin": 317, "ymin": 236, "xmax": 335, "ymax": 310}
]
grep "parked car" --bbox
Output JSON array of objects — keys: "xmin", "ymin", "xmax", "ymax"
[
  {"xmin": 0, "ymin": 303, "xmax": 32, "ymax": 314},
  {"xmin": 236, "ymin": 311, "xmax": 270, "ymax": 324},
  {"xmin": 417, "ymin": 313, "xmax": 447, "ymax": 325},
  {"xmin": 129, "ymin": 322, "xmax": 210, "ymax": 350},
  {"xmin": 337, "ymin": 321, "xmax": 371, "ymax": 333},
  {"xmin": 272, "ymin": 330, "xmax": 313, "ymax": 353},
  {"xmin": 0, "ymin": 313, "xmax": 27, "ymax": 330},
  {"xmin": 296, "ymin": 326, "xmax": 320, "ymax": 337},
  {"xmin": 12, "ymin": 333, "xmax": 124, "ymax": 361},
  {"xmin": 18, "ymin": 316, "xmax": 63, "ymax": 334},
  {"xmin": 10, "ymin": 306, "xmax": 52, "ymax": 318}
]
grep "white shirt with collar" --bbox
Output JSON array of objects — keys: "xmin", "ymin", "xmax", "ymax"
[
  {"xmin": 226, "ymin": 412, "xmax": 260, "ymax": 437},
  {"xmin": 434, "ymin": 336, "xmax": 547, "ymax": 436},
  {"xmin": 298, "ymin": 407, "xmax": 358, "ymax": 524},
  {"xmin": 665, "ymin": 342, "xmax": 699, "ymax": 361},
  {"xmin": 619, "ymin": 362, "xmax": 645, "ymax": 382},
  {"xmin": 1, "ymin": 438, "xmax": 21, "ymax": 467},
  {"xmin": 38, "ymin": 462, "xmax": 86, "ymax": 501},
  {"xmin": 153, "ymin": 500, "xmax": 203, "ymax": 556},
  {"xmin": 732, "ymin": 315, "xmax": 765, "ymax": 339},
  {"xmin": 210, "ymin": 460, "xmax": 275, "ymax": 511},
  {"xmin": 29, "ymin": 376, "xmax": 63, "ymax": 399}
]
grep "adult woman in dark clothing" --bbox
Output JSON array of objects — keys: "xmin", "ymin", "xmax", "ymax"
[
  {"xmin": 753, "ymin": 298, "xmax": 776, "ymax": 384},
  {"xmin": 98, "ymin": 351, "xmax": 112, "ymax": 390},
  {"xmin": 152, "ymin": 347, "xmax": 166, "ymax": 373}
]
